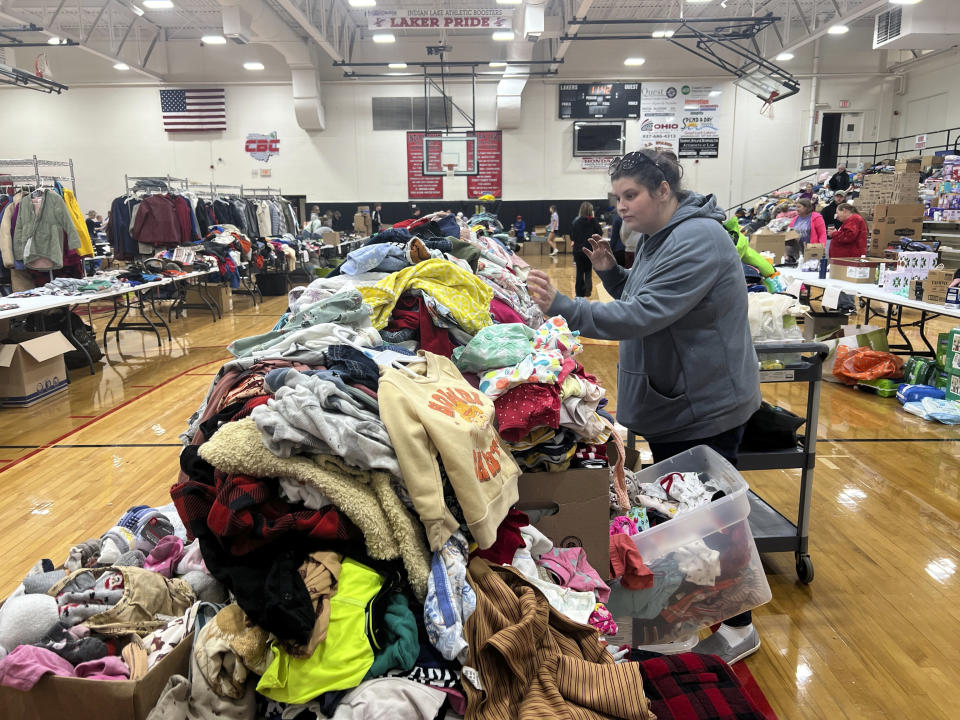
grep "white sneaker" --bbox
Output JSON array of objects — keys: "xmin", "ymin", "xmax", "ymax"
[{"xmin": 549, "ymin": 249, "xmax": 558, "ymax": 256}]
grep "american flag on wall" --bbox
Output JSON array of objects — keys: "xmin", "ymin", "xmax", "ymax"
[{"xmin": 159, "ymin": 88, "xmax": 226, "ymax": 132}]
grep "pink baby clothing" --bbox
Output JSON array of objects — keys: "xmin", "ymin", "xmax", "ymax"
[
  {"xmin": 144, "ymin": 535, "xmax": 185, "ymax": 578},
  {"xmin": 0, "ymin": 645, "xmax": 75, "ymax": 690},
  {"xmin": 609, "ymin": 534, "xmax": 653, "ymax": 590},
  {"xmin": 74, "ymin": 655, "xmax": 130, "ymax": 680},
  {"xmin": 494, "ymin": 383, "xmax": 561, "ymax": 443},
  {"xmin": 537, "ymin": 546, "xmax": 611, "ymax": 603}
]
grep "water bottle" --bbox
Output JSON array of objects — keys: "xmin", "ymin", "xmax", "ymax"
[{"xmin": 818, "ymin": 256, "xmax": 828, "ymax": 279}]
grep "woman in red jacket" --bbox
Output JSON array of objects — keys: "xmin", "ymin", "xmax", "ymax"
[
  {"xmin": 827, "ymin": 203, "xmax": 868, "ymax": 259},
  {"xmin": 790, "ymin": 198, "xmax": 826, "ymax": 249}
]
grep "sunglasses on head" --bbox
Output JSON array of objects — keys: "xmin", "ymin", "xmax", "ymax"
[{"xmin": 608, "ymin": 151, "xmax": 664, "ymax": 178}]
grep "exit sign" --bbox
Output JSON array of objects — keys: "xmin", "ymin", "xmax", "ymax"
[{"xmin": 839, "ymin": 100, "xmax": 850, "ymax": 108}]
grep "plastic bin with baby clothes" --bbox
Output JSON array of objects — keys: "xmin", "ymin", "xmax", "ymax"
[{"xmin": 606, "ymin": 445, "xmax": 771, "ymax": 645}]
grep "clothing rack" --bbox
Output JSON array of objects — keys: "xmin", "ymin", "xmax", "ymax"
[
  {"xmin": 0, "ymin": 156, "xmax": 76, "ymax": 191},
  {"xmin": 243, "ymin": 186, "xmax": 283, "ymax": 198},
  {"xmin": 124, "ymin": 174, "xmax": 188, "ymax": 193}
]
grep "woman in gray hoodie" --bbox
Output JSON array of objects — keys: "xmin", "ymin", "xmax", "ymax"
[{"xmin": 527, "ymin": 148, "xmax": 762, "ymax": 664}]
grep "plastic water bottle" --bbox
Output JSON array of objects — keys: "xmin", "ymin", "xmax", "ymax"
[{"xmin": 818, "ymin": 257, "xmax": 828, "ymax": 279}]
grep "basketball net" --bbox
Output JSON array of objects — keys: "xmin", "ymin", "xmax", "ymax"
[
  {"xmin": 35, "ymin": 53, "xmax": 51, "ymax": 79},
  {"xmin": 444, "ymin": 163, "xmax": 457, "ymax": 178},
  {"xmin": 760, "ymin": 90, "xmax": 779, "ymax": 119}
]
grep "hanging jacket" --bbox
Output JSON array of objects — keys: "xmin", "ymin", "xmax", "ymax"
[
  {"xmin": 107, "ymin": 195, "xmax": 136, "ymax": 259},
  {"xmin": 132, "ymin": 194, "xmax": 181, "ymax": 247},
  {"xmin": 61, "ymin": 189, "xmax": 94, "ymax": 257},
  {"xmin": 13, "ymin": 189, "xmax": 82, "ymax": 270},
  {"xmin": 257, "ymin": 201, "xmax": 272, "ymax": 238},
  {"xmin": 0, "ymin": 192, "xmax": 24, "ymax": 268}
]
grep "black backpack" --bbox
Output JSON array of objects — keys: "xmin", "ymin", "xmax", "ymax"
[{"xmin": 26, "ymin": 308, "xmax": 103, "ymax": 370}]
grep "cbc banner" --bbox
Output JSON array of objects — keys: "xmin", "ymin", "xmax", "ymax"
[{"xmin": 639, "ymin": 83, "xmax": 721, "ymax": 159}]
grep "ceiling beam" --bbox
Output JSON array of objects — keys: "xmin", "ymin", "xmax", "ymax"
[
  {"xmin": 765, "ymin": 0, "xmax": 887, "ymax": 60},
  {"xmin": 0, "ymin": 5, "xmax": 165, "ymax": 80},
  {"xmin": 271, "ymin": 0, "xmax": 349, "ymax": 63}
]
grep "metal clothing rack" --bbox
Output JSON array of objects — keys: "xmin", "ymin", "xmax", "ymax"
[
  {"xmin": 123, "ymin": 174, "xmax": 188, "ymax": 193},
  {"xmin": 0, "ymin": 156, "xmax": 76, "ymax": 191}
]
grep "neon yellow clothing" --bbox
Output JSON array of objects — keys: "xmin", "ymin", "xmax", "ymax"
[
  {"xmin": 257, "ymin": 559, "xmax": 382, "ymax": 704},
  {"xmin": 62, "ymin": 189, "xmax": 94, "ymax": 257},
  {"xmin": 724, "ymin": 218, "xmax": 775, "ymax": 278},
  {"xmin": 358, "ymin": 258, "xmax": 493, "ymax": 334}
]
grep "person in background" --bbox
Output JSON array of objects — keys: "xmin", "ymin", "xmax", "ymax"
[
  {"xmin": 512, "ymin": 215, "xmax": 526, "ymax": 242},
  {"xmin": 85, "ymin": 210, "xmax": 99, "ymax": 238},
  {"xmin": 609, "ymin": 213, "xmax": 626, "ymax": 266},
  {"xmin": 828, "ymin": 165, "xmax": 851, "ymax": 192},
  {"xmin": 310, "ymin": 205, "xmax": 320, "ymax": 220},
  {"xmin": 525, "ymin": 148, "xmax": 762, "ymax": 664},
  {"xmin": 827, "ymin": 203, "xmax": 868, "ymax": 259},
  {"xmin": 546, "ymin": 204, "xmax": 560, "ymax": 256},
  {"xmin": 569, "ymin": 202, "xmax": 603, "ymax": 297},
  {"xmin": 798, "ymin": 182, "xmax": 815, "ymax": 200},
  {"xmin": 950, "ymin": 269, "xmax": 960, "ymax": 289},
  {"xmin": 821, "ymin": 191, "xmax": 846, "ymax": 230},
  {"xmin": 412, "ymin": 205, "xmax": 422, "ymax": 219},
  {"xmin": 790, "ymin": 198, "xmax": 827, "ymax": 252},
  {"xmin": 371, "ymin": 204, "xmax": 383, "ymax": 234},
  {"xmin": 735, "ymin": 207, "xmax": 748, "ymax": 225}
]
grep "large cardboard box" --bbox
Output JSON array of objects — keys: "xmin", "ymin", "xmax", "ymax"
[
  {"xmin": 516, "ymin": 466, "xmax": 611, "ymax": 574},
  {"xmin": 922, "ymin": 268, "xmax": 954, "ymax": 304},
  {"xmin": 321, "ymin": 230, "xmax": 341, "ymax": 246},
  {"xmin": 896, "ymin": 159, "xmax": 921, "ymax": 173},
  {"xmin": 353, "ymin": 212, "xmax": 372, "ymax": 236},
  {"xmin": 749, "ymin": 228, "xmax": 799, "ymax": 257},
  {"xmin": 869, "ymin": 203, "xmax": 924, "ymax": 252},
  {"xmin": 829, "ymin": 257, "xmax": 887, "ymax": 284},
  {"xmin": 803, "ymin": 311, "xmax": 849, "ymax": 340},
  {"xmin": 0, "ymin": 331, "xmax": 73, "ymax": 407},
  {"xmin": 0, "ymin": 631, "xmax": 192, "ymax": 720},
  {"xmin": 186, "ymin": 284, "xmax": 232, "ymax": 312},
  {"xmin": 804, "ymin": 243, "xmax": 825, "ymax": 262}
]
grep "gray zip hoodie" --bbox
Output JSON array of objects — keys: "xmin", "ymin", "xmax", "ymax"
[{"xmin": 548, "ymin": 192, "xmax": 761, "ymax": 442}]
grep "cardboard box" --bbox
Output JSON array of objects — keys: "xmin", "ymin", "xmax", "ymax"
[
  {"xmin": 945, "ymin": 328, "xmax": 960, "ymax": 376},
  {"xmin": 804, "ymin": 243, "xmax": 825, "ymax": 262},
  {"xmin": 869, "ymin": 205, "xmax": 924, "ymax": 251},
  {"xmin": 186, "ymin": 284, "xmax": 232, "ymax": 312},
  {"xmin": 874, "ymin": 203, "xmax": 925, "ymax": 219},
  {"xmin": 516, "ymin": 466, "xmax": 611, "ymax": 575},
  {"xmin": 803, "ymin": 311, "xmax": 849, "ymax": 340},
  {"xmin": 896, "ymin": 159, "xmax": 921, "ymax": 173},
  {"xmin": 0, "ymin": 331, "xmax": 73, "ymax": 407},
  {"xmin": 749, "ymin": 228, "xmax": 799, "ymax": 257},
  {"xmin": 0, "ymin": 632, "xmax": 192, "ymax": 720},
  {"xmin": 947, "ymin": 371, "xmax": 960, "ymax": 401},
  {"xmin": 321, "ymin": 231, "xmax": 341, "ymax": 246},
  {"xmin": 353, "ymin": 212, "xmax": 372, "ymax": 236},
  {"xmin": 921, "ymin": 268, "xmax": 955, "ymax": 304},
  {"xmin": 829, "ymin": 257, "xmax": 886, "ymax": 284}
]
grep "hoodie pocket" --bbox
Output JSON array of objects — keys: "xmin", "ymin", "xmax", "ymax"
[{"xmin": 616, "ymin": 367, "xmax": 694, "ymax": 434}]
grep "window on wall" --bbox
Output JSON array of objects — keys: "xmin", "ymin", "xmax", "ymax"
[{"xmin": 372, "ymin": 97, "xmax": 452, "ymax": 131}]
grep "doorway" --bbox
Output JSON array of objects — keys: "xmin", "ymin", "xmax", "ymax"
[{"xmin": 819, "ymin": 112, "xmax": 842, "ymax": 169}]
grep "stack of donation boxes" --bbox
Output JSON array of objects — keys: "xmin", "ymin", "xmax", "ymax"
[
  {"xmin": 859, "ymin": 173, "xmax": 920, "ymax": 220},
  {"xmin": 869, "ymin": 203, "xmax": 924, "ymax": 255}
]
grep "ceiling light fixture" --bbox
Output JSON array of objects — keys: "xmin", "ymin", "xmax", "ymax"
[
  {"xmin": 201, "ymin": 35, "xmax": 227, "ymax": 44},
  {"xmin": 623, "ymin": 57, "xmax": 646, "ymax": 66},
  {"xmin": 243, "ymin": 61, "xmax": 264, "ymax": 70},
  {"xmin": 489, "ymin": 61, "xmax": 507, "ymax": 67},
  {"xmin": 127, "ymin": 3, "xmax": 145, "ymax": 16},
  {"xmin": 496, "ymin": 0, "xmax": 523, "ymax": 4},
  {"xmin": 889, "ymin": 0, "xmax": 922, "ymax": 4},
  {"xmin": 776, "ymin": 52, "xmax": 795, "ymax": 61},
  {"xmin": 388, "ymin": 62, "xmax": 407, "ymax": 69},
  {"xmin": 828, "ymin": 24, "xmax": 850, "ymax": 34},
  {"xmin": 372, "ymin": 32, "xmax": 395, "ymax": 43},
  {"xmin": 686, "ymin": 0, "xmax": 713, "ymax": 3},
  {"xmin": 492, "ymin": 30, "xmax": 515, "ymax": 41},
  {"xmin": 348, "ymin": 0, "xmax": 376, "ymax": 7},
  {"xmin": 142, "ymin": 0, "xmax": 175, "ymax": 8},
  {"xmin": 113, "ymin": 62, "xmax": 130, "ymax": 70},
  {"xmin": 652, "ymin": 29, "xmax": 675, "ymax": 38}
]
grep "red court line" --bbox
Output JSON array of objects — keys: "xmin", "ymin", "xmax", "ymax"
[
  {"xmin": 733, "ymin": 662, "xmax": 779, "ymax": 720},
  {"xmin": 0, "ymin": 356, "xmax": 229, "ymax": 475}
]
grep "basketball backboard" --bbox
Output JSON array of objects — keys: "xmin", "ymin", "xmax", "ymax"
[{"xmin": 423, "ymin": 135, "xmax": 479, "ymax": 175}]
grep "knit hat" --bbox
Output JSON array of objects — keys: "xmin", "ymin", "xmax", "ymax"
[
  {"xmin": 144, "ymin": 535, "xmax": 185, "ymax": 578},
  {"xmin": 21, "ymin": 569, "xmax": 67, "ymax": 595},
  {"xmin": 117, "ymin": 549, "xmax": 147, "ymax": 567},
  {"xmin": 0, "ymin": 594, "xmax": 60, "ymax": 650}
]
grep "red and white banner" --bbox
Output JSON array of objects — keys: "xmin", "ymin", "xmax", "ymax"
[
  {"xmin": 368, "ymin": 8, "xmax": 512, "ymax": 30},
  {"xmin": 407, "ymin": 132, "xmax": 444, "ymax": 199},
  {"xmin": 467, "ymin": 131, "xmax": 502, "ymax": 199}
]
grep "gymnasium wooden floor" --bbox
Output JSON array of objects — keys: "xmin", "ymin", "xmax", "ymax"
[{"xmin": 1, "ymin": 253, "xmax": 958, "ymax": 720}]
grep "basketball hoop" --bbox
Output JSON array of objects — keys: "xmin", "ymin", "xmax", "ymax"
[
  {"xmin": 444, "ymin": 163, "xmax": 457, "ymax": 178},
  {"xmin": 760, "ymin": 90, "xmax": 780, "ymax": 117}
]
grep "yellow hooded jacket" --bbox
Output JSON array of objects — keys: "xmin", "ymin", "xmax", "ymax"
[{"xmin": 62, "ymin": 188, "xmax": 94, "ymax": 257}]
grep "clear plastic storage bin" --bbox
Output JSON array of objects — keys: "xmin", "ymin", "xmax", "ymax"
[{"xmin": 606, "ymin": 445, "xmax": 771, "ymax": 644}]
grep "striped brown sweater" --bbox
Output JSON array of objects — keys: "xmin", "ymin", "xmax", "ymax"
[{"xmin": 463, "ymin": 558, "xmax": 654, "ymax": 719}]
